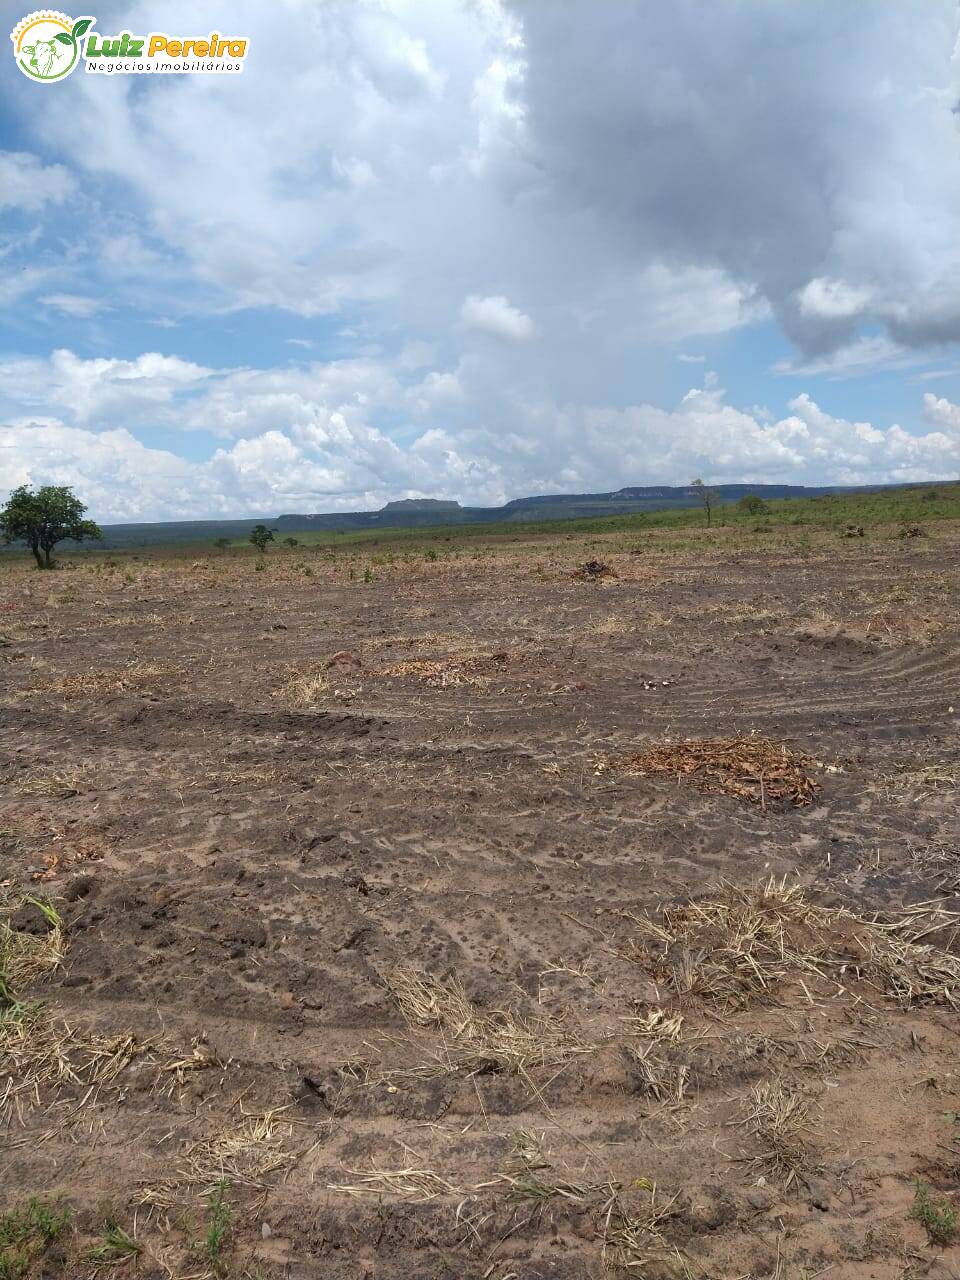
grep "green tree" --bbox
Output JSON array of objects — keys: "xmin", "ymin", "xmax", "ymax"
[
  {"xmin": 737, "ymin": 494, "xmax": 768, "ymax": 516},
  {"xmin": 249, "ymin": 525, "xmax": 275, "ymax": 553},
  {"xmin": 283, "ymin": 536, "xmax": 299, "ymax": 547},
  {"xmin": 213, "ymin": 537, "xmax": 231, "ymax": 550},
  {"xmin": 0, "ymin": 485, "xmax": 102, "ymax": 569}
]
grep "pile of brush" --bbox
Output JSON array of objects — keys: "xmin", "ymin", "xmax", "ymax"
[{"xmin": 623, "ymin": 734, "xmax": 821, "ymax": 808}]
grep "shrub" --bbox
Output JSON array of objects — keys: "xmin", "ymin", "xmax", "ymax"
[
  {"xmin": 738, "ymin": 495, "xmax": 769, "ymax": 516},
  {"xmin": 249, "ymin": 525, "xmax": 275, "ymax": 553}
]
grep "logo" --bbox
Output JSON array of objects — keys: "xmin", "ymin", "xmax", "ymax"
[
  {"xmin": 10, "ymin": 11, "xmax": 92, "ymax": 82},
  {"xmin": 10, "ymin": 12, "xmax": 248, "ymax": 78}
]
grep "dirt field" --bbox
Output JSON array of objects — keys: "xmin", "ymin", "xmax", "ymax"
[{"xmin": 2, "ymin": 520, "xmax": 960, "ymax": 1279}]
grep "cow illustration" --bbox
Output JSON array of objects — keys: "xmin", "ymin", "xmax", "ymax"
[{"xmin": 21, "ymin": 37, "xmax": 70, "ymax": 78}]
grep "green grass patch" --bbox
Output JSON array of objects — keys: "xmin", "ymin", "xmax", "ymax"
[
  {"xmin": 85, "ymin": 1220, "xmax": 140, "ymax": 1267},
  {"xmin": 0, "ymin": 1198, "xmax": 71, "ymax": 1278},
  {"xmin": 910, "ymin": 1178, "xmax": 957, "ymax": 1245},
  {"xmin": 205, "ymin": 1180, "xmax": 232, "ymax": 1269}
]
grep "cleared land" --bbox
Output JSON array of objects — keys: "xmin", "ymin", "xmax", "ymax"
[{"xmin": 2, "ymin": 493, "xmax": 960, "ymax": 1279}]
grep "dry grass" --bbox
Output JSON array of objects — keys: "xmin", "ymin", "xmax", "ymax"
[
  {"xmin": 328, "ymin": 1130, "xmax": 617, "ymax": 1210},
  {"xmin": 626, "ymin": 878, "xmax": 960, "ymax": 1012},
  {"xmin": 626, "ymin": 1042, "xmax": 690, "ymax": 1105},
  {"xmin": 600, "ymin": 1185, "xmax": 682, "ymax": 1274},
  {"xmin": 23, "ymin": 661, "xmax": 177, "ymax": 700},
  {"xmin": 274, "ymin": 670, "xmax": 332, "ymax": 707},
  {"xmin": 587, "ymin": 614, "xmax": 632, "ymax": 637},
  {"xmin": 868, "ymin": 904, "xmax": 960, "ymax": 1007},
  {"xmin": 1, "ymin": 1007, "xmax": 144, "ymax": 1132},
  {"xmin": 0, "ymin": 896, "xmax": 65, "ymax": 994},
  {"xmin": 621, "ymin": 1008, "xmax": 685, "ymax": 1042},
  {"xmin": 861, "ymin": 608, "xmax": 946, "ymax": 646},
  {"xmin": 386, "ymin": 966, "xmax": 593, "ymax": 1076},
  {"xmin": 738, "ymin": 1080, "xmax": 816, "ymax": 1187},
  {"xmin": 99, "ymin": 612, "xmax": 167, "ymax": 628},
  {"xmin": 484, "ymin": 1130, "xmax": 616, "ymax": 1205},
  {"xmin": 14, "ymin": 764, "xmax": 101, "ymax": 797},
  {"xmin": 708, "ymin": 601, "xmax": 786, "ymax": 625},
  {"xmin": 890, "ymin": 762, "xmax": 960, "ymax": 801},
  {"xmin": 793, "ymin": 600, "xmax": 952, "ymax": 647},
  {"xmin": 377, "ymin": 657, "xmax": 491, "ymax": 691},
  {"xmin": 179, "ymin": 1107, "xmax": 293, "ymax": 1190},
  {"xmin": 622, "ymin": 735, "xmax": 821, "ymax": 808},
  {"xmin": 328, "ymin": 1166, "xmax": 466, "ymax": 1202}
]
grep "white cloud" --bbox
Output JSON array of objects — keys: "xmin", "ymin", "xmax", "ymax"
[
  {"xmin": 0, "ymin": 151, "xmax": 75, "ymax": 212},
  {"xmin": 0, "ymin": 350, "xmax": 214, "ymax": 426},
  {"xmin": 1, "ymin": 348, "xmax": 957, "ymax": 522},
  {"xmin": 922, "ymin": 392, "xmax": 960, "ymax": 433},
  {"xmin": 40, "ymin": 294, "xmax": 105, "ymax": 319},
  {"xmin": 459, "ymin": 294, "xmax": 535, "ymax": 342},
  {"xmin": 797, "ymin": 278, "xmax": 874, "ymax": 321},
  {"xmin": 4, "ymin": 3, "xmax": 960, "ymax": 521}
]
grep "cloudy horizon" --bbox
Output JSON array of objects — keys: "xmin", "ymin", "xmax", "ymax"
[{"xmin": 2, "ymin": 0, "xmax": 960, "ymax": 522}]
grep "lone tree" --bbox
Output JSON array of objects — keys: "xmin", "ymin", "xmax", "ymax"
[
  {"xmin": 0, "ymin": 485, "xmax": 102, "ymax": 569},
  {"xmin": 249, "ymin": 524, "xmax": 275, "ymax": 553},
  {"xmin": 691, "ymin": 478, "xmax": 716, "ymax": 527},
  {"xmin": 737, "ymin": 494, "xmax": 769, "ymax": 516}
]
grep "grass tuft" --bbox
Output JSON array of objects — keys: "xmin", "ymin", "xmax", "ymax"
[
  {"xmin": 85, "ymin": 1220, "xmax": 140, "ymax": 1266},
  {"xmin": 910, "ymin": 1179, "xmax": 957, "ymax": 1245},
  {"xmin": 0, "ymin": 1198, "xmax": 71, "ymax": 1279},
  {"xmin": 205, "ymin": 1180, "xmax": 232, "ymax": 1267},
  {"xmin": 386, "ymin": 966, "xmax": 593, "ymax": 1076}
]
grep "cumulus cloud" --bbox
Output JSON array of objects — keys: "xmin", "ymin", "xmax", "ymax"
[
  {"xmin": 459, "ymin": 294, "xmax": 535, "ymax": 342},
  {"xmin": 0, "ymin": 350, "xmax": 214, "ymax": 426},
  {"xmin": 2, "ymin": 2, "xmax": 960, "ymax": 519},
  {"xmin": 508, "ymin": 0, "xmax": 960, "ymax": 356},
  {"xmin": 923, "ymin": 392, "xmax": 960, "ymax": 434},
  {"xmin": 0, "ymin": 349, "xmax": 957, "ymax": 522}
]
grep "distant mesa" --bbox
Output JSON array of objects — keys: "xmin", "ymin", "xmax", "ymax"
[
  {"xmin": 42, "ymin": 479, "xmax": 943, "ymax": 549},
  {"xmin": 380, "ymin": 499, "xmax": 463, "ymax": 512}
]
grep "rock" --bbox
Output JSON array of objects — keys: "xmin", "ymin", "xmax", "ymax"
[
  {"xmin": 325, "ymin": 650, "xmax": 362, "ymax": 670},
  {"xmin": 806, "ymin": 1177, "xmax": 831, "ymax": 1211},
  {"xmin": 583, "ymin": 1044, "xmax": 632, "ymax": 1094},
  {"xmin": 743, "ymin": 1187, "xmax": 774, "ymax": 1211}
]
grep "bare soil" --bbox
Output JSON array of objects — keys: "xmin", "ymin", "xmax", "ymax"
[{"xmin": 2, "ymin": 523, "xmax": 960, "ymax": 1279}]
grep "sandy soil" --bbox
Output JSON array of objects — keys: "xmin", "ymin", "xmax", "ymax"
[{"xmin": 2, "ymin": 523, "xmax": 959, "ymax": 1279}]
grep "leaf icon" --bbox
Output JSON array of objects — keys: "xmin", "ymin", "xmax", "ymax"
[
  {"xmin": 72, "ymin": 17, "xmax": 92, "ymax": 38},
  {"xmin": 54, "ymin": 31, "xmax": 73, "ymax": 44}
]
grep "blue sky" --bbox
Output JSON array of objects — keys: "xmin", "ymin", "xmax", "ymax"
[{"xmin": 1, "ymin": 0, "xmax": 959, "ymax": 521}]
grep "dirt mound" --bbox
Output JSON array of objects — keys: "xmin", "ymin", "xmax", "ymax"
[{"xmin": 574, "ymin": 559, "xmax": 618, "ymax": 580}]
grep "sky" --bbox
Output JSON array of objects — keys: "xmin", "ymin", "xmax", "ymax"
[{"xmin": 1, "ymin": 0, "xmax": 960, "ymax": 523}]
